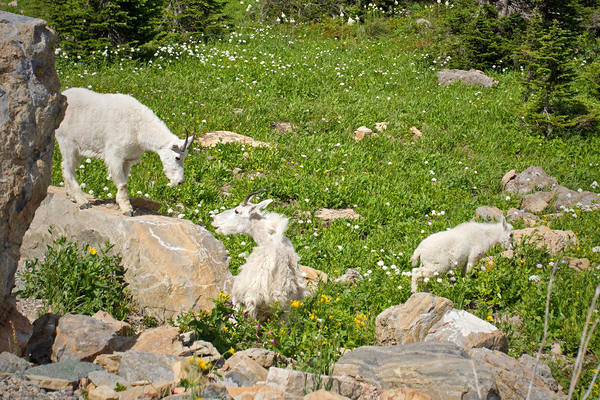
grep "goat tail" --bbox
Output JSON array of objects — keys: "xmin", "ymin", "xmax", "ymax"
[{"xmin": 410, "ymin": 247, "xmax": 421, "ymax": 267}]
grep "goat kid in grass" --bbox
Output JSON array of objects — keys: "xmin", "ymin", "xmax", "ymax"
[
  {"xmin": 55, "ymin": 87, "xmax": 195, "ymax": 216},
  {"xmin": 410, "ymin": 216, "xmax": 514, "ymax": 293},
  {"xmin": 212, "ymin": 190, "xmax": 308, "ymax": 321}
]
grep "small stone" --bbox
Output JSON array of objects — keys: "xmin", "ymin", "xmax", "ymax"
[
  {"xmin": 375, "ymin": 122, "xmax": 388, "ymax": 132},
  {"xmin": 436, "ymin": 69, "xmax": 498, "ymax": 87},
  {"xmin": 87, "ymin": 370, "xmax": 130, "ymax": 389},
  {"xmin": 316, "ymin": 208, "xmax": 361, "ymax": 222},
  {"xmin": 335, "ymin": 269, "xmax": 363, "ymax": 285},
  {"xmin": 94, "ymin": 353, "xmax": 122, "ymax": 374},
  {"xmin": 233, "ymin": 108, "xmax": 244, "ymax": 115},
  {"xmin": 270, "ymin": 121, "xmax": 295, "ymax": 134},
  {"xmin": 381, "ymin": 388, "xmax": 432, "ymax": 400},
  {"xmin": 87, "ymin": 385, "xmax": 119, "ymax": 400},
  {"xmin": 521, "ymin": 191, "xmax": 554, "ymax": 213},
  {"xmin": 217, "ymin": 352, "xmax": 268, "ymax": 387},
  {"xmin": 353, "ymin": 126, "xmax": 373, "ymax": 142},
  {"xmin": 410, "ymin": 126, "xmax": 423, "ymax": 139},
  {"xmin": 131, "ymin": 325, "xmax": 183, "ymax": 356},
  {"xmin": 501, "ymin": 170, "xmax": 516, "ymax": 187},
  {"xmin": 198, "ymin": 131, "xmax": 271, "ymax": 148},
  {"xmin": 182, "ymin": 340, "xmax": 221, "ymax": 362},
  {"xmin": 304, "ymin": 389, "xmax": 351, "ymax": 399},
  {"xmin": 564, "ymin": 257, "xmax": 590, "ymax": 271},
  {"xmin": 550, "ymin": 342, "xmax": 562, "ymax": 356},
  {"xmin": 300, "ymin": 265, "xmax": 328, "ymax": 291}
]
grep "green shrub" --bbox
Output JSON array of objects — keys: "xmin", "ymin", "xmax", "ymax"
[
  {"xmin": 18, "ymin": 236, "xmax": 132, "ymax": 320},
  {"xmin": 153, "ymin": 0, "xmax": 229, "ymax": 43}
]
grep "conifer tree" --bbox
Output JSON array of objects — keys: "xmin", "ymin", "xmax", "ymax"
[{"xmin": 520, "ymin": 18, "xmax": 587, "ymax": 135}]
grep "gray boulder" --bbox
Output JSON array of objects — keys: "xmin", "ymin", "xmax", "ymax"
[
  {"xmin": 332, "ymin": 342, "xmax": 500, "ymax": 400},
  {"xmin": 25, "ymin": 360, "xmax": 103, "ymax": 390},
  {"xmin": 0, "ymin": 11, "xmax": 66, "ymax": 319},
  {"xmin": 470, "ymin": 348, "xmax": 564, "ymax": 400},
  {"xmin": 118, "ymin": 350, "xmax": 178, "ymax": 383},
  {"xmin": 51, "ymin": 314, "xmax": 118, "ymax": 362},
  {"xmin": 436, "ymin": 69, "xmax": 498, "ymax": 87},
  {"xmin": 0, "ymin": 351, "xmax": 31, "ymax": 374},
  {"xmin": 504, "ymin": 167, "xmax": 557, "ymax": 195},
  {"xmin": 20, "ymin": 187, "xmax": 232, "ymax": 320}
]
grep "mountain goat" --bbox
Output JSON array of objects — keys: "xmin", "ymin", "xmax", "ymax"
[
  {"xmin": 212, "ymin": 190, "xmax": 308, "ymax": 321},
  {"xmin": 55, "ymin": 87, "xmax": 195, "ymax": 216},
  {"xmin": 410, "ymin": 217, "xmax": 514, "ymax": 292}
]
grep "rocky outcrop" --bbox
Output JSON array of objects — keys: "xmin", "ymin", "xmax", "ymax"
[
  {"xmin": 513, "ymin": 226, "xmax": 578, "ymax": 255},
  {"xmin": 502, "ymin": 166, "xmax": 599, "ymax": 213},
  {"xmin": 436, "ymin": 69, "xmax": 498, "ymax": 87},
  {"xmin": 0, "ymin": 11, "xmax": 66, "ymax": 321},
  {"xmin": 20, "ymin": 186, "xmax": 232, "ymax": 320},
  {"xmin": 375, "ymin": 293, "xmax": 454, "ymax": 346},
  {"xmin": 503, "ymin": 167, "xmax": 557, "ymax": 195},
  {"xmin": 333, "ymin": 342, "xmax": 500, "ymax": 400},
  {"xmin": 376, "ymin": 293, "xmax": 507, "ymax": 353},
  {"xmin": 470, "ymin": 348, "xmax": 563, "ymax": 400}
]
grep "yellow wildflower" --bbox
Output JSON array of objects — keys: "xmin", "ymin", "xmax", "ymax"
[
  {"xmin": 486, "ymin": 315, "xmax": 494, "ymax": 322},
  {"xmin": 88, "ymin": 246, "xmax": 97, "ymax": 255},
  {"xmin": 290, "ymin": 300, "xmax": 302, "ymax": 308},
  {"xmin": 229, "ymin": 347, "xmax": 235, "ymax": 355}
]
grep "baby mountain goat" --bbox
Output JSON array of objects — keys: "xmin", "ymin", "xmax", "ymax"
[
  {"xmin": 410, "ymin": 217, "xmax": 514, "ymax": 292},
  {"xmin": 56, "ymin": 88, "xmax": 195, "ymax": 216},
  {"xmin": 212, "ymin": 190, "xmax": 308, "ymax": 321}
]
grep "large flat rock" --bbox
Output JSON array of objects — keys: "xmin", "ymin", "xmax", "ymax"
[
  {"xmin": 20, "ymin": 187, "xmax": 232, "ymax": 320},
  {"xmin": 333, "ymin": 342, "xmax": 499, "ymax": 400}
]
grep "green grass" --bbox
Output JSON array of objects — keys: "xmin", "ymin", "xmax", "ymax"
[{"xmin": 35, "ymin": 11, "xmax": 600, "ymax": 397}]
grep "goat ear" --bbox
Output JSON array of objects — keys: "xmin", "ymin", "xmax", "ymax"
[{"xmin": 255, "ymin": 199, "xmax": 273, "ymax": 210}]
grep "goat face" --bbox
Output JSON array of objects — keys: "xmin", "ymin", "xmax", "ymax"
[
  {"xmin": 212, "ymin": 193, "xmax": 273, "ymax": 236},
  {"xmin": 157, "ymin": 139, "xmax": 192, "ymax": 186}
]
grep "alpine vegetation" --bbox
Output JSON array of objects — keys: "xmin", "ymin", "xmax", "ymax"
[
  {"xmin": 212, "ymin": 190, "xmax": 308, "ymax": 321},
  {"xmin": 55, "ymin": 87, "xmax": 195, "ymax": 216},
  {"xmin": 410, "ymin": 217, "xmax": 514, "ymax": 293}
]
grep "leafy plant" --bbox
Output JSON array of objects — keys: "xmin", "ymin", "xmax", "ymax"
[{"xmin": 18, "ymin": 236, "xmax": 132, "ymax": 320}]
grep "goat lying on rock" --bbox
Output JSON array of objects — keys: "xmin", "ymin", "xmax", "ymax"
[
  {"xmin": 55, "ymin": 87, "xmax": 195, "ymax": 216},
  {"xmin": 410, "ymin": 217, "xmax": 514, "ymax": 292},
  {"xmin": 212, "ymin": 190, "xmax": 308, "ymax": 320}
]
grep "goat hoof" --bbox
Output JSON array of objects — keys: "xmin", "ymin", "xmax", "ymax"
[
  {"xmin": 123, "ymin": 210, "xmax": 133, "ymax": 217},
  {"xmin": 79, "ymin": 203, "xmax": 91, "ymax": 210}
]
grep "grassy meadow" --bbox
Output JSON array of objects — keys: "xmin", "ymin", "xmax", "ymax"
[{"xmin": 16, "ymin": 3, "xmax": 600, "ymax": 395}]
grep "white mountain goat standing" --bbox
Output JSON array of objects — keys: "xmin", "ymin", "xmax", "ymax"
[
  {"xmin": 410, "ymin": 217, "xmax": 514, "ymax": 292},
  {"xmin": 55, "ymin": 87, "xmax": 195, "ymax": 216},
  {"xmin": 212, "ymin": 190, "xmax": 308, "ymax": 321}
]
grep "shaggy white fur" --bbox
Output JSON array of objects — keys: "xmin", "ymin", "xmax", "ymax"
[
  {"xmin": 212, "ymin": 191, "xmax": 308, "ymax": 320},
  {"xmin": 55, "ymin": 87, "xmax": 194, "ymax": 215},
  {"xmin": 410, "ymin": 217, "xmax": 513, "ymax": 292}
]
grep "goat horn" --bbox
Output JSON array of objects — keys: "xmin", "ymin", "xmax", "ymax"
[
  {"xmin": 182, "ymin": 129, "xmax": 190, "ymax": 150},
  {"xmin": 242, "ymin": 189, "xmax": 267, "ymax": 205},
  {"xmin": 189, "ymin": 127, "xmax": 196, "ymax": 148}
]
